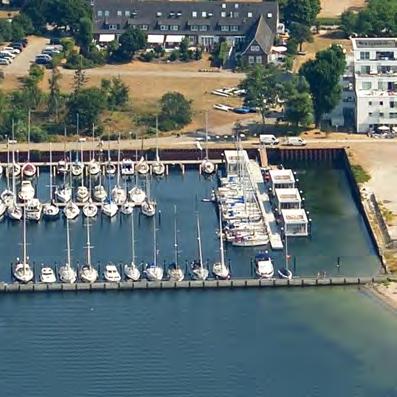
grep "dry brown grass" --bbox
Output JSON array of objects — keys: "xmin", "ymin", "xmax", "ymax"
[{"xmin": 319, "ymin": 0, "xmax": 366, "ymax": 17}]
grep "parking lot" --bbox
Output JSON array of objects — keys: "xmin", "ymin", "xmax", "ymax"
[{"xmin": 0, "ymin": 36, "xmax": 48, "ymax": 76}]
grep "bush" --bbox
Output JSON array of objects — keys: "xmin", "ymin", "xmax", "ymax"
[
  {"xmin": 168, "ymin": 51, "xmax": 178, "ymax": 62},
  {"xmin": 64, "ymin": 53, "xmax": 95, "ymax": 69},
  {"xmin": 139, "ymin": 51, "xmax": 154, "ymax": 62},
  {"xmin": 351, "ymin": 164, "xmax": 371, "ymax": 184}
]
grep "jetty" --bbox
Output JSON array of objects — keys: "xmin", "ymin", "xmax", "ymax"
[{"xmin": 0, "ymin": 276, "xmax": 389, "ymax": 294}]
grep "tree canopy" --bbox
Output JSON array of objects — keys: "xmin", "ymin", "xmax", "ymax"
[
  {"xmin": 158, "ymin": 92, "xmax": 192, "ymax": 131},
  {"xmin": 111, "ymin": 27, "xmax": 147, "ymax": 62},
  {"xmin": 283, "ymin": 0, "xmax": 321, "ymax": 27},
  {"xmin": 300, "ymin": 44, "xmax": 346, "ymax": 126}
]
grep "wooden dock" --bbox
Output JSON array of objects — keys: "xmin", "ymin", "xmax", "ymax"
[{"xmin": 0, "ymin": 276, "xmax": 389, "ymax": 294}]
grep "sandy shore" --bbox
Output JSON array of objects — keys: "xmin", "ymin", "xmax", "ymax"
[{"xmin": 368, "ymin": 282, "xmax": 397, "ymax": 310}]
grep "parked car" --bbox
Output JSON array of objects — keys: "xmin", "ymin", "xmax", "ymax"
[
  {"xmin": 283, "ymin": 137, "xmax": 306, "ymax": 146},
  {"xmin": 260, "ymin": 134, "xmax": 279, "ymax": 146},
  {"xmin": 0, "ymin": 58, "xmax": 11, "ymax": 65},
  {"xmin": 36, "ymin": 53, "xmax": 52, "ymax": 61},
  {"xmin": 35, "ymin": 57, "xmax": 51, "ymax": 65},
  {"xmin": 233, "ymin": 106, "xmax": 251, "ymax": 114},
  {"xmin": 20, "ymin": 38, "xmax": 28, "ymax": 46},
  {"xmin": 10, "ymin": 42, "xmax": 24, "ymax": 51},
  {"xmin": 0, "ymin": 51, "xmax": 16, "ymax": 59},
  {"xmin": 0, "ymin": 53, "xmax": 13, "ymax": 62},
  {"xmin": 3, "ymin": 47, "xmax": 20, "ymax": 54},
  {"xmin": 50, "ymin": 37, "xmax": 62, "ymax": 45}
]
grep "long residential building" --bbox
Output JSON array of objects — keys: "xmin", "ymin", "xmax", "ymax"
[{"xmin": 92, "ymin": 0, "xmax": 282, "ymax": 65}]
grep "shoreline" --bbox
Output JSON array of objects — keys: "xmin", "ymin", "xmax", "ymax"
[{"xmin": 366, "ymin": 282, "xmax": 397, "ymax": 311}]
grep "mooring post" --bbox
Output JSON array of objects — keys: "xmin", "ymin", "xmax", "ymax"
[{"xmin": 336, "ymin": 256, "xmax": 341, "ymax": 274}]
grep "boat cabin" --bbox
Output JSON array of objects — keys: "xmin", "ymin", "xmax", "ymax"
[
  {"xmin": 274, "ymin": 188, "xmax": 302, "ymax": 212},
  {"xmin": 268, "ymin": 169, "xmax": 295, "ymax": 193},
  {"xmin": 224, "ymin": 150, "xmax": 250, "ymax": 176},
  {"xmin": 281, "ymin": 208, "xmax": 308, "ymax": 237}
]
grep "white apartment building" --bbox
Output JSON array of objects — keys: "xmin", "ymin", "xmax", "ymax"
[{"xmin": 352, "ymin": 38, "xmax": 397, "ymax": 133}]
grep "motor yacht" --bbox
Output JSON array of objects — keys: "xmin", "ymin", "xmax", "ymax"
[
  {"xmin": 120, "ymin": 158, "xmax": 134, "ymax": 177},
  {"xmin": 103, "ymin": 263, "xmax": 121, "ymax": 282},
  {"xmin": 63, "ymin": 201, "xmax": 80, "ymax": 220},
  {"xmin": 255, "ymin": 252, "xmax": 274, "ymax": 279},
  {"xmin": 25, "ymin": 198, "xmax": 42, "ymax": 221},
  {"xmin": 40, "ymin": 266, "xmax": 56, "ymax": 283},
  {"xmin": 79, "ymin": 220, "xmax": 98, "ymax": 283},
  {"xmin": 18, "ymin": 180, "xmax": 35, "ymax": 201},
  {"xmin": 58, "ymin": 219, "xmax": 77, "ymax": 284},
  {"xmin": 82, "ymin": 199, "xmax": 98, "ymax": 218}
]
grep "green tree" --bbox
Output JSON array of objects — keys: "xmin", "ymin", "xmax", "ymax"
[
  {"xmin": 289, "ymin": 22, "xmax": 313, "ymax": 52},
  {"xmin": 0, "ymin": 19, "xmax": 12, "ymax": 42},
  {"xmin": 158, "ymin": 92, "xmax": 192, "ymax": 131},
  {"xmin": 76, "ymin": 17, "xmax": 93, "ymax": 55},
  {"xmin": 179, "ymin": 37, "xmax": 190, "ymax": 62},
  {"xmin": 283, "ymin": 0, "xmax": 321, "ymax": 26},
  {"xmin": 73, "ymin": 56, "xmax": 87, "ymax": 93},
  {"xmin": 48, "ymin": 67, "xmax": 62, "ymax": 120},
  {"xmin": 340, "ymin": 10, "xmax": 358, "ymax": 36},
  {"xmin": 101, "ymin": 77, "xmax": 129, "ymax": 110},
  {"xmin": 67, "ymin": 88, "xmax": 106, "ymax": 131},
  {"xmin": 112, "ymin": 27, "xmax": 146, "ymax": 62},
  {"xmin": 300, "ymin": 44, "xmax": 346, "ymax": 127},
  {"xmin": 240, "ymin": 64, "xmax": 283, "ymax": 124}
]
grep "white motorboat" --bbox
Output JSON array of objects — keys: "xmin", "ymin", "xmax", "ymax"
[
  {"xmin": 63, "ymin": 201, "xmax": 80, "ymax": 220},
  {"xmin": 93, "ymin": 184, "xmax": 107, "ymax": 202},
  {"xmin": 111, "ymin": 185, "xmax": 127, "ymax": 205},
  {"xmin": 102, "ymin": 200, "xmax": 118, "ymax": 217},
  {"xmin": 212, "ymin": 211, "xmax": 230, "ymax": 280},
  {"xmin": 43, "ymin": 144, "xmax": 60, "ymax": 220},
  {"xmin": 88, "ymin": 159, "xmax": 101, "ymax": 176},
  {"xmin": 144, "ymin": 216, "xmax": 163, "ymax": 281},
  {"xmin": 40, "ymin": 266, "xmax": 56, "ymax": 283},
  {"xmin": 129, "ymin": 186, "xmax": 146, "ymax": 206},
  {"xmin": 56, "ymin": 159, "xmax": 69, "ymax": 175},
  {"xmin": 13, "ymin": 210, "xmax": 34, "ymax": 283},
  {"xmin": 120, "ymin": 202, "xmax": 134, "ymax": 215},
  {"xmin": 200, "ymin": 159, "xmax": 215, "ymax": 175},
  {"xmin": 76, "ymin": 185, "xmax": 90, "ymax": 203},
  {"xmin": 82, "ymin": 199, "xmax": 98, "ymax": 218},
  {"xmin": 255, "ymin": 252, "xmax": 274, "ymax": 279},
  {"xmin": 120, "ymin": 158, "xmax": 134, "ymax": 176},
  {"xmin": 7, "ymin": 204, "xmax": 22, "ymax": 221},
  {"xmin": 18, "ymin": 180, "xmax": 35, "ymax": 201},
  {"xmin": 167, "ymin": 206, "xmax": 184, "ymax": 281},
  {"xmin": 58, "ymin": 219, "xmax": 77, "ymax": 284},
  {"xmin": 141, "ymin": 199, "xmax": 156, "ymax": 217},
  {"xmin": 55, "ymin": 185, "xmax": 72, "ymax": 203},
  {"xmin": 25, "ymin": 198, "xmax": 42, "ymax": 221},
  {"xmin": 103, "ymin": 263, "xmax": 121, "ymax": 282},
  {"xmin": 135, "ymin": 157, "xmax": 149, "ymax": 175},
  {"xmin": 80, "ymin": 219, "xmax": 98, "ymax": 283},
  {"xmin": 124, "ymin": 211, "xmax": 141, "ymax": 281},
  {"xmin": 0, "ymin": 199, "xmax": 6, "ymax": 217},
  {"xmin": 21, "ymin": 162, "xmax": 37, "ymax": 178},
  {"xmin": 191, "ymin": 214, "xmax": 209, "ymax": 280}
]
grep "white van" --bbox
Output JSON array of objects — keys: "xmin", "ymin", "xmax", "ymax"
[
  {"xmin": 284, "ymin": 137, "xmax": 306, "ymax": 146},
  {"xmin": 260, "ymin": 134, "xmax": 279, "ymax": 145}
]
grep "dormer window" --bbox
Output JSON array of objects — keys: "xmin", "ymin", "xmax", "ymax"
[
  {"xmin": 248, "ymin": 12, "xmax": 252, "ymax": 17},
  {"xmin": 117, "ymin": 10, "xmax": 122, "ymax": 16},
  {"xmin": 221, "ymin": 11, "xmax": 226, "ymax": 17},
  {"xmin": 177, "ymin": 11, "xmax": 182, "ymax": 16},
  {"xmin": 125, "ymin": 10, "xmax": 130, "ymax": 17},
  {"xmin": 234, "ymin": 3, "xmax": 239, "ymax": 8},
  {"xmin": 267, "ymin": 12, "xmax": 272, "ymax": 18},
  {"xmin": 222, "ymin": 3, "xmax": 226, "ymax": 8},
  {"xmin": 104, "ymin": 10, "xmax": 109, "ymax": 16},
  {"xmin": 208, "ymin": 12, "xmax": 213, "ymax": 17},
  {"xmin": 169, "ymin": 11, "xmax": 175, "ymax": 17},
  {"xmin": 156, "ymin": 11, "xmax": 162, "ymax": 17},
  {"xmin": 97, "ymin": 10, "xmax": 103, "ymax": 16},
  {"xmin": 192, "ymin": 11, "xmax": 197, "ymax": 17},
  {"xmin": 202, "ymin": 11, "xmax": 207, "ymax": 18},
  {"xmin": 160, "ymin": 24, "xmax": 168, "ymax": 30}
]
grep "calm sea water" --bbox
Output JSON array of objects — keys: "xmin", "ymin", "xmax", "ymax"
[{"xmin": 0, "ymin": 164, "xmax": 392, "ymax": 396}]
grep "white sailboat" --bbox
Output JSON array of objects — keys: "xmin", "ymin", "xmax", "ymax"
[
  {"xmin": 21, "ymin": 111, "xmax": 37, "ymax": 178},
  {"xmin": 76, "ymin": 150, "xmax": 89, "ymax": 203},
  {"xmin": 212, "ymin": 210, "xmax": 230, "ymax": 280},
  {"xmin": 18, "ymin": 180, "xmax": 35, "ymax": 201},
  {"xmin": 13, "ymin": 210, "xmax": 34, "ymax": 283},
  {"xmin": 200, "ymin": 113, "xmax": 215, "ymax": 175},
  {"xmin": 111, "ymin": 138, "xmax": 127, "ymax": 205},
  {"xmin": 191, "ymin": 213, "xmax": 209, "ymax": 280},
  {"xmin": 144, "ymin": 216, "xmax": 163, "ymax": 281},
  {"xmin": 71, "ymin": 138, "xmax": 84, "ymax": 177},
  {"xmin": 105, "ymin": 138, "xmax": 116, "ymax": 176},
  {"xmin": 135, "ymin": 138, "xmax": 149, "ymax": 175},
  {"xmin": 80, "ymin": 219, "xmax": 98, "ymax": 283},
  {"xmin": 63, "ymin": 200, "xmax": 80, "ymax": 220},
  {"xmin": 7, "ymin": 139, "xmax": 22, "ymax": 221},
  {"xmin": 43, "ymin": 143, "xmax": 60, "ymax": 220},
  {"xmin": 1, "ymin": 138, "xmax": 15, "ymax": 206},
  {"xmin": 141, "ymin": 175, "xmax": 156, "ymax": 217},
  {"xmin": 124, "ymin": 210, "xmax": 141, "ymax": 281},
  {"xmin": 40, "ymin": 265, "xmax": 56, "ymax": 283},
  {"xmin": 93, "ymin": 171, "xmax": 107, "ymax": 202},
  {"xmin": 278, "ymin": 233, "xmax": 293, "ymax": 280},
  {"xmin": 88, "ymin": 125, "xmax": 101, "ymax": 176},
  {"xmin": 152, "ymin": 117, "xmax": 165, "ymax": 176},
  {"xmin": 102, "ymin": 176, "xmax": 118, "ymax": 217},
  {"xmin": 58, "ymin": 218, "xmax": 77, "ymax": 283},
  {"xmin": 167, "ymin": 206, "xmax": 184, "ymax": 281},
  {"xmin": 129, "ymin": 137, "xmax": 147, "ymax": 205},
  {"xmin": 56, "ymin": 127, "xmax": 69, "ymax": 175},
  {"xmin": 120, "ymin": 182, "xmax": 134, "ymax": 215},
  {"xmin": 83, "ymin": 198, "xmax": 98, "ymax": 218}
]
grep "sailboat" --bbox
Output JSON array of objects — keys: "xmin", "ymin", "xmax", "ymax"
[
  {"xmin": 63, "ymin": 200, "xmax": 80, "ymax": 220},
  {"xmin": 111, "ymin": 137, "xmax": 127, "ymax": 205},
  {"xmin": 71, "ymin": 138, "xmax": 84, "ymax": 177},
  {"xmin": 79, "ymin": 219, "xmax": 98, "ymax": 283},
  {"xmin": 58, "ymin": 218, "xmax": 77, "ymax": 283},
  {"xmin": 76, "ymin": 147, "xmax": 89, "ymax": 203},
  {"xmin": 141, "ymin": 175, "xmax": 156, "ymax": 217},
  {"xmin": 135, "ymin": 135, "xmax": 149, "ymax": 175},
  {"xmin": 124, "ymin": 210, "xmax": 141, "ymax": 281},
  {"xmin": 167, "ymin": 206, "xmax": 184, "ymax": 281},
  {"xmin": 1, "ymin": 138, "xmax": 15, "ymax": 206},
  {"xmin": 212, "ymin": 210, "xmax": 230, "ymax": 280},
  {"xmin": 102, "ymin": 175, "xmax": 118, "ymax": 217},
  {"xmin": 191, "ymin": 213, "xmax": 209, "ymax": 280},
  {"xmin": 93, "ymin": 169, "xmax": 107, "ymax": 202},
  {"xmin": 200, "ymin": 113, "xmax": 215, "ymax": 175},
  {"xmin": 82, "ymin": 177, "xmax": 97, "ymax": 217},
  {"xmin": 56, "ymin": 127, "xmax": 69, "ymax": 175},
  {"xmin": 129, "ymin": 134, "xmax": 147, "ymax": 205},
  {"xmin": 105, "ymin": 137, "xmax": 116, "ymax": 176},
  {"xmin": 12, "ymin": 209, "xmax": 34, "ymax": 283},
  {"xmin": 21, "ymin": 111, "xmax": 37, "ymax": 178},
  {"xmin": 144, "ymin": 216, "xmax": 163, "ymax": 281},
  {"xmin": 278, "ymin": 233, "xmax": 293, "ymax": 280},
  {"xmin": 152, "ymin": 117, "xmax": 165, "ymax": 176},
  {"xmin": 55, "ymin": 149, "xmax": 72, "ymax": 203},
  {"xmin": 43, "ymin": 143, "xmax": 60, "ymax": 220},
  {"xmin": 120, "ymin": 181, "xmax": 134, "ymax": 215},
  {"xmin": 7, "ymin": 135, "xmax": 22, "ymax": 221},
  {"xmin": 88, "ymin": 125, "xmax": 101, "ymax": 176}
]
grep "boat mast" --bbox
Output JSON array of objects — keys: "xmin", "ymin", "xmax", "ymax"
[
  {"xmin": 6, "ymin": 137, "xmax": 10, "ymax": 190},
  {"xmin": 49, "ymin": 143, "xmax": 53, "ymax": 200},
  {"xmin": 285, "ymin": 232, "xmax": 289, "ymax": 271},
  {"xmin": 117, "ymin": 133, "xmax": 121, "ymax": 187},
  {"xmin": 205, "ymin": 112, "xmax": 209, "ymax": 161},
  {"xmin": 22, "ymin": 208, "xmax": 27, "ymax": 270},
  {"xmin": 153, "ymin": 216, "xmax": 157, "ymax": 267},
  {"xmin": 174, "ymin": 205, "xmax": 178, "ymax": 266},
  {"xmin": 11, "ymin": 120, "xmax": 16, "ymax": 198},
  {"xmin": 66, "ymin": 218, "xmax": 72, "ymax": 269},
  {"xmin": 197, "ymin": 213, "xmax": 204, "ymax": 270},
  {"xmin": 219, "ymin": 209, "xmax": 225, "ymax": 267},
  {"xmin": 155, "ymin": 116, "xmax": 159, "ymax": 161},
  {"xmin": 86, "ymin": 220, "xmax": 92, "ymax": 269},
  {"xmin": 131, "ymin": 210, "xmax": 135, "ymax": 265},
  {"xmin": 27, "ymin": 109, "xmax": 31, "ymax": 162}
]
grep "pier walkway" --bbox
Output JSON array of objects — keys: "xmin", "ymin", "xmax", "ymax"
[
  {"xmin": 0, "ymin": 276, "xmax": 389, "ymax": 293},
  {"xmin": 246, "ymin": 160, "xmax": 283, "ymax": 250}
]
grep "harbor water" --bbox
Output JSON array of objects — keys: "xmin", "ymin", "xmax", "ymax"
[{"xmin": 0, "ymin": 163, "xmax": 394, "ymax": 396}]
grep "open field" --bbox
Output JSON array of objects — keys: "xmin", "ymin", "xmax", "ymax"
[{"xmin": 319, "ymin": 0, "xmax": 366, "ymax": 17}]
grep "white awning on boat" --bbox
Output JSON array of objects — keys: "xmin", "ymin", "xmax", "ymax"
[
  {"xmin": 147, "ymin": 34, "xmax": 164, "ymax": 44},
  {"xmin": 98, "ymin": 34, "xmax": 115, "ymax": 43},
  {"xmin": 165, "ymin": 35, "xmax": 185, "ymax": 43}
]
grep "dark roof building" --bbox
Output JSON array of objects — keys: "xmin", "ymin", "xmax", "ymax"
[{"xmin": 92, "ymin": 0, "xmax": 280, "ymax": 64}]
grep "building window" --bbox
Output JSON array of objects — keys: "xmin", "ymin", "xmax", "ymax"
[
  {"xmin": 360, "ymin": 51, "xmax": 370, "ymax": 60},
  {"xmin": 191, "ymin": 25, "xmax": 198, "ymax": 31},
  {"xmin": 125, "ymin": 10, "xmax": 130, "ymax": 17},
  {"xmin": 156, "ymin": 12, "xmax": 162, "ymax": 17},
  {"xmin": 233, "ymin": 12, "xmax": 239, "ymax": 17},
  {"xmin": 380, "ymin": 101, "xmax": 384, "ymax": 106},
  {"xmin": 117, "ymin": 10, "xmax": 122, "ymax": 16},
  {"xmin": 231, "ymin": 25, "xmax": 239, "ymax": 32},
  {"xmin": 222, "ymin": 3, "xmax": 226, "ymax": 8},
  {"xmin": 251, "ymin": 45, "xmax": 260, "ymax": 52},
  {"xmin": 368, "ymin": 112, "xmax": 373, "ymax": 117},
  {"xmin": 170, "ymin": 25, "xmax": 179, "ymax": 31},
  {"xmin": 160, "ymin": 25, "xmax": 169, "ymax": 31},
  {"xmin": 256, "ymin": 56, "xmax": 262, "ymax": 63},
  {"xmin": 104, "ymin": 10, "xmax": 109, "ymax": 16},
  {"xmin": 362, "ymin": 82, "xmax": 372, "ymax": 90},
  {"xmin": 235, "ymin": 3, "xmax": 239, "ymax": 8},
  {"xmin": 379, "ymin": 112, "xmax": 384, "ymax": 117},
  {"xmin": 390, "ymin": 112, "xmax": 397, "ymax": 118},
  {"xmin": 201, "ymin": 11, "xmax": 207, "ymax": 17},
  {"xmin": 267, "ymin": 12, "xmax": 273, "ymax": 18},
  {"xmin": 248, "ymin": 12, "xmax": 253, "ymax": 17},
  {"xmin": 97, "ymin": 10, "xmax": 103, "ymax": 16},
  {"xmin": 192, "ymin": 11, "xmax": 197, "ymax": 17},
  {"xmin": 368, "ymin": 101, "xmax": 372, "ymax": 106},
  {"xmin": 199, "ymin": 25, "xmax": 208, "ymax": 31},
  {"xmin": 360, "ymin": 65, "xmax": 370, "ymax": 74},
  {"xmin": 391, "ymin": 101, "xmax": 396, "ymax": 108},
  {"xmin": 248, "ymin": 56, "xmax": 255, "ymax": 64},
  {"xmin": 141, "ymin": 24, "xmax": 148, "ymax": 30},
  {"xmin": 221, "ymin": 25, "xmax": 229, "ymax": 32},
  {"xmin": 221, "ymin": 11, "xmax": 226, "ymax": 17},
  {"xmin": 108, "ymin": 24, "xmax": 117, "ymax": 30}
]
